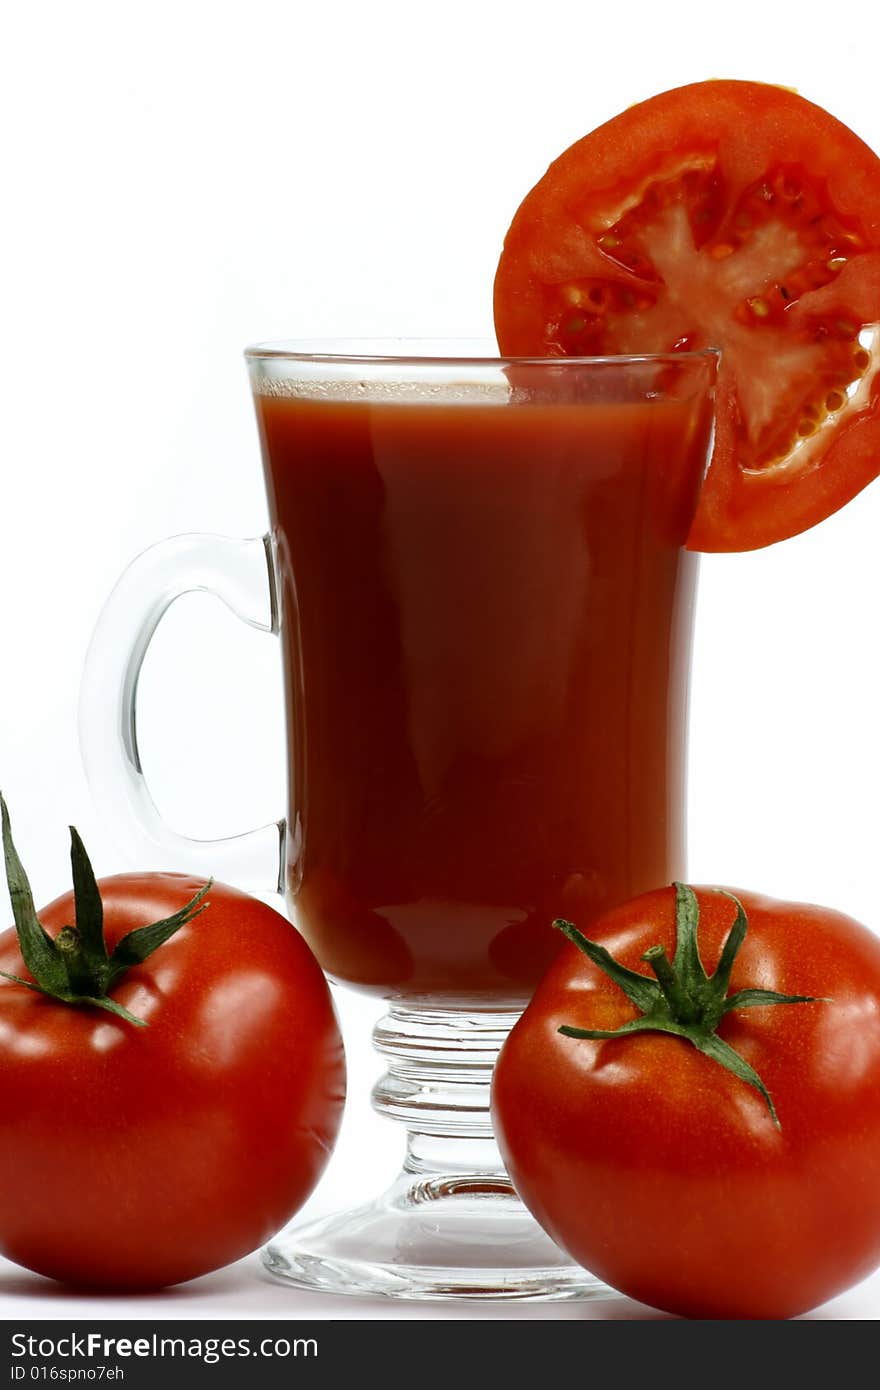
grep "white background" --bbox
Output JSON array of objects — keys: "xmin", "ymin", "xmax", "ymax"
[{"xmin": 2, "ymin": 0, "xmax": 880, "ymax": 1322}]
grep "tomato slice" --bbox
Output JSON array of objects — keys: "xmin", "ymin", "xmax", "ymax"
[{"xmin": 493, "ymin": 81, "xmax": 880, "ymax": 551}]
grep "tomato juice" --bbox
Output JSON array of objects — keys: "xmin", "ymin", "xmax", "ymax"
[{"xmin": 253, "ymin": 368, "xmax": 714, "ymax": 1003}]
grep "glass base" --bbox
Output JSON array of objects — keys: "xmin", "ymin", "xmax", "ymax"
[
  {"xmin": 263, "ymin": 1168, "xmax": 607, "ymax": 1300},
  {"xmin": 263, "ymin": 1001, "xmax": 610, "ymax": 1301}
]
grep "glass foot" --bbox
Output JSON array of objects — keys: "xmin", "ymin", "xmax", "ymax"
[
  {"xmin": 262, "ymin": 1168, "xmax": 607, "ymax": 1300},
  {"xmin": 263, "ymin": 1001, "xmax": 610, "ymax": 1301}
]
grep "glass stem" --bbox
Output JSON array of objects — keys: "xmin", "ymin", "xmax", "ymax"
[{"xmin": 371, "ymin": 1002, "xmax": 521, "ymax": 1183}]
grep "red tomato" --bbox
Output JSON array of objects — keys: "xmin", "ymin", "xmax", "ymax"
[
  {"xmin": 493, "ymin": 80, "xmax": 880, "ymax": 552},
  {"xmin": 491, "ymin": 884, "xmax": 880, "ymax": 1319},
  {"xmin": 0, "ymin": 871, "xmax": 345, "ymax": 1289}
]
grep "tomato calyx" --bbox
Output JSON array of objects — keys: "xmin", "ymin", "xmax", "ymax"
[
  {"xmin": 554, "ymin": 883, "xmax": 823, "ymax": 1127},
  {"xmin": 0, "ymin": 794, "xmax": 210, "ymax": 1027}
]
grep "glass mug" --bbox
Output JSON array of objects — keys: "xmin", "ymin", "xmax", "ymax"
[{"xmin": 79, "ymin": 340, "xmax": 717, "ymax": 1299}]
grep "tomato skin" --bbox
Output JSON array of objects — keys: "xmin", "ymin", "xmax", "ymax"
[
  {"xmin": 494, "ymin": 80, "xmax": 880, "ymax": 552},
  {"xmin": 0, "ymin": 873, "xmax": 345, "ymax": 1289},
  {"xmin": 491, "ymin": 885, "xmax": 880, "ymax": 1319}
]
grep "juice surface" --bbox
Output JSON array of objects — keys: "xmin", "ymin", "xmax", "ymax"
[{"xmin": 255, "ymin": 386, "xmax": 710, "ymax": 1003}]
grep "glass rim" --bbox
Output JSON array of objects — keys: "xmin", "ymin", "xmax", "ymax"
[{"xmin": 244, "ymin": 337, "xmax": 722, "ymax": 368}]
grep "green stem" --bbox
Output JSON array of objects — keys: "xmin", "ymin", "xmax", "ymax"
[
  {"xmin": 55, "ymin": 927, "xmax": 100, "ymax": 997},
  {"xmin": 0, "ymin": 793, "xmax": 212, "ymax": 1028},
  {"xmin": 642, "ymin": 944, "xmax": 699, "ymax": 1023},
  {"xmin": 557, "ymin": 886, "xmax": 825, "ymax": 1128}
]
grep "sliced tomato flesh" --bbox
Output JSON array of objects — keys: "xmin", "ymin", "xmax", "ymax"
[
  {"xmin": 494, "ymin": 82, "xmax": 880, "ymax": 551},
  {"xmin": 546, "ymin": 158, "xmax": 872, "ymax": 466}
]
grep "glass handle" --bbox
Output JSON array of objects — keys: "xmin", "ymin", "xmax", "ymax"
[{"xmin": 78, "ymin": 532, "xmax": 286, "ymax": 892}]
